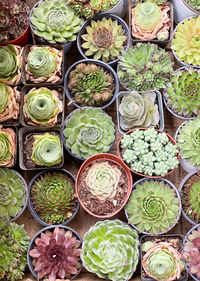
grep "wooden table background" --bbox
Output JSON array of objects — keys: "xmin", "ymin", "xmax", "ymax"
[{"xmin": 18, "ymin": 1, "xmax": 193, "ymax": 280}]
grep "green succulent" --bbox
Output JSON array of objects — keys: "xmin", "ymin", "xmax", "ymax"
[
  {"xmin": 0, "ymin": 83, "xmax": 9, "ymax": 114},
  {"xmin": 68, "ymin": 63, "xmax": 114, "ymax": 106},
  {"xmin": 31, "ymin": 132, "xmax": 62, "ymax": 167},
  {"xmin": 126, "ymin": 180, "xmax": 180, "ymax": 234},
  {"xmin": 30, "ymin": 0, "xmax": 83, "ymax": 44},
  {"xmin": 63, "ymin": 107, "xmax": 115, "ymax": 159},
  {"xmin": 0, "ymin": 133, "xmax": 12, "ymax": 164},
  {"xmin": 119, "ymin": 91, "xmax": 159, "ymax": 131},
  {"xmin": 117, "ymin": 43, "xmax": 174, "ymax": 91},
  {"xmin": 81, "ymin": 220, "xmax": 139, "ymax": 281},
  {"xmin": 141, "ymin": 0, "xmax": 166, "ymax": 3},
  {"xmin": 164, "ymin": 68, "xmax": 200, "ymax": 118},
  {"xmin": 185, "ymin": 0, "xmax": 200, "ymax": 11},
  {"xmin": 81, "ymin": 17, "xmax": 127, "ymax": 62}
]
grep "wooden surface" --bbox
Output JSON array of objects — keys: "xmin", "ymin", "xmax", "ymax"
[{"xmin": 18, "ymin": 1, "xmax": 193, "ymax": 280}]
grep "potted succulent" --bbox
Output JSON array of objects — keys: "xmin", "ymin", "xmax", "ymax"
[
  {"xmin": 62, "ymin": 107, "xmax": 115, "ymax": 160},
  {"xmin": 28, "ymin": 168, "xmax": 79, "ymax": 226},
  {"xmin": 0, "ymin": 126, "xmax": 17, "ymax": 168},
  {"xmin": 81, "ymin": 219, "xmax": 139, "ymax": 281},
  {"xmin": 117, "ymin": 128, "xmax": 179, "ymax": 177},
  {"xmin": 117, "ymin": 43, "xmax": 174, "ymax": 91},
  {"xmin": 170, "ymin": 0, "xmax": 199, "ymax": 23},
  {"xmin": 171, "ymin": 16, "xmax": 200, "ymax": 67},
  {"xmin": 64, "ymin": 59, "xmax": 119, "ymax": 109},
  {"xmin": 141, "ymin": 234, "xmax": 187, "ymax": 281},
  {"xmin": 75, "ymin": 153, "xmax": 132, "ymax": 218},
  {"xmin": 0, "ymin": 219, "xmax": 30, "ymax": 281},
  {"xmin": 0, "ymin": 0, "xmax": 30, "ymax": 46},
  {"xmin": 125, "ymin": 178, "xmax": 181, "ymax": 235},
  {"xmin": 77, "ymin": 14, "xmax": 130, "ymax": 67},
  {"xmin": 116, "ymin": 90, "xmax": 164, "ymax": 134},
  {"xmin": 164, "ymin": 67, "xmax": 200, "ymax": 120}
]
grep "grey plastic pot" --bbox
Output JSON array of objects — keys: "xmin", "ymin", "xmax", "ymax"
[
  {"xmin": 125, "ymin": 177, "xmax": 182, "ymax": 235},
  {"xmin": 116, "ymin": 90, "xmax": 164, "ymax": 135},
  {"xmin": 170, "ymin": 0, "xmax": 199, "ymax": 23},
  {"xmin": 27, "ymin": 225, "xmax": 83, "ymax": 280},
  {"xmin": 77, "ymin": 13, "xmax": 130, "ymax": 67},
  {"xmin": 28, "ymin": 168, "xmax": 79, "ymax": 226},
  {"xmin": 64, "ymin": 59, "xmax": 119, "ymax": 109},
  {"xmin": 99, "ymin": 0, "xmax": 128, "ymax": 18}
]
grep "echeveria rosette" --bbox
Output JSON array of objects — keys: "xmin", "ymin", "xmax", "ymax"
[
  {"xmin": 81, "ymin": 220, "xmax": 139, "ymax": 281},
  {"xmin": 63, "ymin": 107, "xmax": 115, "ymax": 159},
  {"xmin": 185, "ymin": 0, "xmax": 200, "ymax": 11},
  {"xmin": 31, "ymin": 133, "xmax": 62, "ymax": 167},
  {"xmin": 0, "ymin": 168, "xmax": 26, "ymax": 220},
  {"xmin": 0, "ymin": 127, "xmax": 16, "ymax": 167},
  {"xmin": 126, "ymin": 180, "xmax": 180, "ymax": 234}
]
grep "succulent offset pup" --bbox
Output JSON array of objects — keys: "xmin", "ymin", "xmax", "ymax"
[{"xmin": 0, "ymin": 126, "xmax": 16, "ymax": 167}]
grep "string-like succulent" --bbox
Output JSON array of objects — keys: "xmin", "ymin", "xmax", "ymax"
[
  {"xmin": 31, "ymin": 133, "xmax": 62, "ymax": 167},
  {"xmin": 0, "ymin": 0, "xmax": 29, "ymax": 43},
  {"xmin": 23, "ymin": 87, "xmax": 63, "ymax": 126},
  {"xmin": 30, "ymin": 0, "xmax": 83, "ymax": 44},
  {"xmin": 172, "ymin": 16, "xmax": 200, "ymax": 66},
  {"xmin": 63, "ymin": 107, "xmax": 115, "ymax": 159},
  {"xmin": 29, "ymin": 227, "xmax": 81, "ymax": 281},
  {"xmin": 119, "ymin": 91, "xmax": 159, "ymax": 130},
  {"xmin": 0, "ymin": 168, "xmax": 26, "ymax": 220},
  {"xmin": 0, "ymin": 220, "xmax": 30, "ymax": 281},
  {"xmin": 81, "ymin": 17, "xmax": 127, "ymax": 62},
  {"xmin": 117, "ymin": 43, "xmax": 174, "ymax": 91},
  {"xmin": 164, "ymin": 68, "xmax": 200, "ymax": 118},
  {"xmin": 0, "ymin": 45, "xmax": 22, "ymax": 85},
  {"xmin": 68, "ymin": 63, "xmax": 114, "ymax": 106},
  {"xmin": 0, "ymin": 127, "xmax": 16, "ymax": 167},
  {"xmin": 31, "ymin": 172, "xmax": 76, "ymax": 224},
  {"xmin": 81, "ymin": 220, "xmax": 139, "ymax": 281},
  {"xmin": 185, "ymin": 0, "xmax": 200, "ymax": 11},
  {"xmin": 126, "ymin": 180, "xmax": 180, "ymax": 234}
]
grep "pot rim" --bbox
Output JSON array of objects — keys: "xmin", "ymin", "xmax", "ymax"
[{"xmin": 182, "ymin": 0, "xmax": 200, "ymax": 14}]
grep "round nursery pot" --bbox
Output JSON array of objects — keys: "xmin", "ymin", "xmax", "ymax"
[
  {"xmin": 27, "ymin": 225, "xmax": 83, "ymax": 280},
  {"xmin": 100, "ymin": 0, "xmax": 128, "ymax": 18},
  {"xmin": 28, "ymin": 168, "xmax": 79, "ymax": 226},
  {"xmin": 125, "ymin": 177, "xmax": 182, "ymax": 235},
  {"xmin": 0, "ymin": 25, "xmax": 30, "ymax": 47},
  {"xmin": 170, "ymin": 0, "xmax": 199, "ymax": 23},
  {"xmin": 75, "ymin": 153, "xmax": 133, "ymax": 218},
  {"xmin": 64, "ymin": 59, "xmax": 119, "ymax": 109},
  {"xmin": 77, "ymin": 13, "xmax": 130, "ymax": 67}
]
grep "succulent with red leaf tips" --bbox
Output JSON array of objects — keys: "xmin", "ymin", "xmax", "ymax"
[{"xmin": 29, "ymin": 227, "xmax": 82, "ymax": 281}]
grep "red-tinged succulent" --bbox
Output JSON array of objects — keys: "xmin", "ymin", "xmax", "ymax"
[{"xmin": 29, "ymin": 227, "xmax": 82, "ymax": 281}]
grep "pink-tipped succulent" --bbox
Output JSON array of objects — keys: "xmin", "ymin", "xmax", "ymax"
[{"xmin": 29, "ymin": 227, "xmax": 81, "ymax": 281}]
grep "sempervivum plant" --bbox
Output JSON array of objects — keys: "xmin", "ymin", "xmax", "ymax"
[
  {"xmin": 23, "ymin": 87, "xmax": 63, "ymax": 126},
  {"xmin": 30, "ymin": 0, "xmax": 83, "ymax": 44},
  {"xmin": 0, "ymin": 126, "xmax": 16, "ymax": 167},
  {"xmin": 0, "ymin": 45, "xmax": 22, "ymax": 85},
  {"xmin": 117, "ymin": 43, "xmax": 174, "ymax": 91},
  {"xmin": 172, "ymin": 16, "xmax": 200, "ymax": 66},
  {"xmin": 0, "ymin": 220, "xmax": 30, "ymax": 281},
  {"xmin": 81, "ymin": 220, "xmax": 139, "ymax": 281},
  {"xmin": 126, "ymin": 179, "xmax": 180, "ymax": 234},
  {"xmin": 81, "ymin": 17, "xmax": 127, "ymax": 62},
  {"xmin": 119, "ymin": 91, "xmax": 159, "ymax": 131},
  {"xmin": 29, "ymin": 226, "xmax": 82, "ymax": 281},
  {"xmin": 0, "ymin": 168, "xmax": 27, "ymax": 220},
  {"xmin": 63, "ymin": 108, "xmax": 115, "ymax": 159},
  {"xmin": 0, "ymin": 0, "xmax": 29, "ymax": 43},
  {"xmin": 31, "ymin": 171, "xmax": 76, "ymax": 224},
  {"xmin": 67, "ymin": 63, "xmax": 115, "ymax": 107},
  {"xmin": 25, "ymin": 46, "xmax": 63, "ymax": 84},
  {"xmin": 185, "ymin": 0, "xmax": 200, "ymax": 11}
]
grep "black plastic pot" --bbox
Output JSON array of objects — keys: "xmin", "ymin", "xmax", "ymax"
[
  {"xmin": 28, "ymin": 168, "xmax": 79, "ymax": 226},
  {"xmin": 27, "ymin": 225, "xmax": 83, "ymax": 280}
]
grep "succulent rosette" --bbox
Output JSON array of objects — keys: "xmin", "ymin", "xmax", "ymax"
[{"xmin": 0, "ymin": 126, "xmax": 16, "ymax": 167}]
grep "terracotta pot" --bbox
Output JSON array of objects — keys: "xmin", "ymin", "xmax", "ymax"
[
  {"xmin": 117, "ymin": 128, "xmax": 180, "ymax": 178},
  {"xmin": 75, "ymin": 153, "xmax": 133, "ymax": 218},
  {"xmin": 0, "ymin": 26, "xmax": 30, "ymax": 47}
]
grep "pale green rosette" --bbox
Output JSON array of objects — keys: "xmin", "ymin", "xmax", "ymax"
[
  {"xmin": 0, "ymin": 133, "xmax": 12, "ymax": 164},
  {"xmin": 0, "ymin": 83, "xmax": 9, "ymax": 113}
]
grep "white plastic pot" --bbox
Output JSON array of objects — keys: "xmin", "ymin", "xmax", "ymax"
[{"xmin": 171, "ymin": 0, "xmax": 199, "ymax": 23}]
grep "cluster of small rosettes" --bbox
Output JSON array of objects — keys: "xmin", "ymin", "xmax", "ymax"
[{"xmin": 121, "ymin": 129, "xmax": 179, "ymax": 176}]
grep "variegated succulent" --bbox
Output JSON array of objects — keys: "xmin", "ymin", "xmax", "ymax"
[{"xmin": 0, "ymin": 126, "xmax": 16, "ymax": 167}]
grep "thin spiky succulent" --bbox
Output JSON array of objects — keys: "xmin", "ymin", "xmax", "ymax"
[
  {"xmin": 81, "ymin": 220, "xmax": 139, "ymax": 281},
  {"xmin": 0, "ymin": 220, "xmax": 30, "ymax": 281},
  {"xmin": 63, "ymin": 107, "xmax": 115, "ymax": 159},
  {"xmin": 81, "ymin": 17, "xmax": 127, "ymax": 62},
  {"xmin": 30, "ymin": 0, "xmax": 83, "ymax": 44},
  {"xmin": 164, "ymin": 68, "xmax": 200, "ymax": 118},
  {"xmin": 0, "ymin": 126, "xmax": 16, "ymax": 167},
  {"xmin": 117, "ymin": 43, "xmax": 174, "ymax": 91},
  {"xmin": 31, "ymin": 172, "xmax": 76, "ymax": 224},
  {"xmin": 29, "ymin": 227, "xmax": 81, "ymax": 281},
  {"xmin": 68, "ymin": 63, "xmax": 114, "ymax": 106},
  {"xmin": 0, "ymin": 0, "xmax": 29, "ymax": 43},
  {"xmin": 126, "ymin": 180, "xmax": 180, "ymax": 234},
  {"xmin": 185, "ymin": 0, "xmax": 200, "ymax": 11},
  {"xmin": 172, "ymin": 16, "xmax": 200, "ymax": 66}
]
